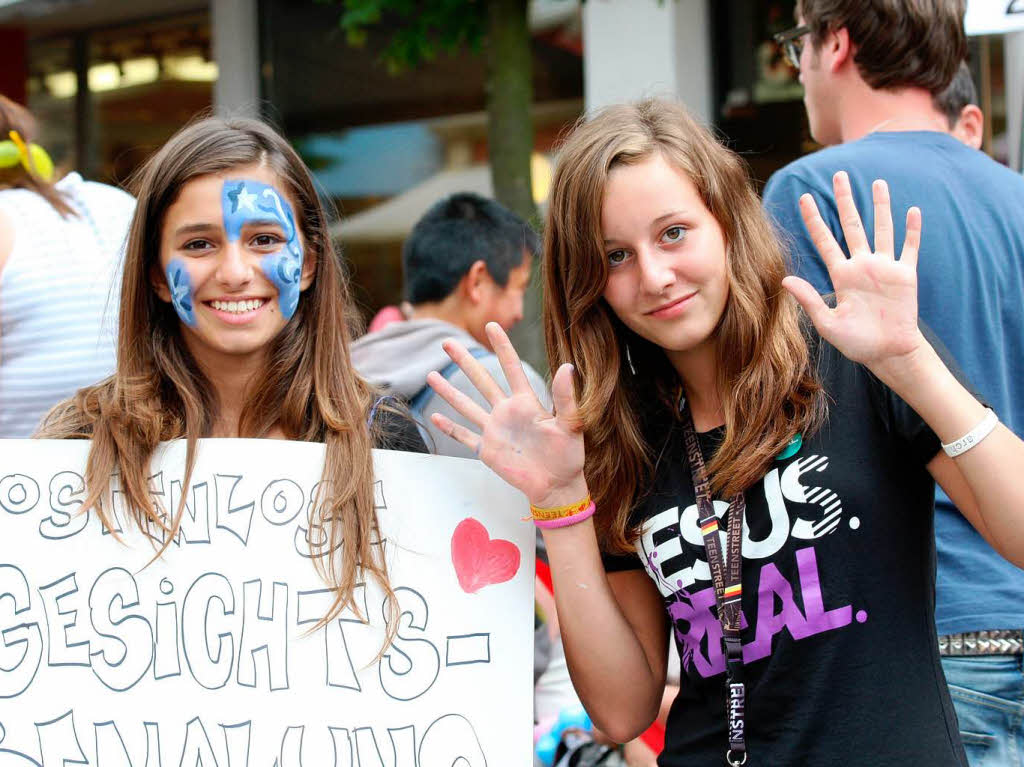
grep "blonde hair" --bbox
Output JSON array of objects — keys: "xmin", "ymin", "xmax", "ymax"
[
  {"xmin": 39, "ymin": 115, "xmax": 398, "ymax": 630},
  {"xmin": 543, "ymin": 100, "xmax": 825, "ymax": 554}
]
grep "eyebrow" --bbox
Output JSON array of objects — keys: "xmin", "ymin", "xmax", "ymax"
[
  {"xmin": 652, "ymin": 210, "xmax": 689, "ymax": 225},
  {"xmin": 173, "ymin": 223, "xmax": 219, "ymax": 237},
  {"xmin": 173, "ymin": 218, "xmax": 287, "ymax": 238},
  {"xmin": 602, "ymin": 210, "xmax": 691, "ymax": 244}
]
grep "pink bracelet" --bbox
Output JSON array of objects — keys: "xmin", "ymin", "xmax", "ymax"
[{"xmin": 533, "ymin": 500, "xmax": 596, "ymax": 529}]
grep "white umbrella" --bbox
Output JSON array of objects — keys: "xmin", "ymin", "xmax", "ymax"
[{"xmin": 329, "ymin": 165, "xmax": 493, "ymax": 244}]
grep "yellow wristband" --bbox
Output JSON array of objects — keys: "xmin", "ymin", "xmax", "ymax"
[{"xmin": 529, "ymin": 496, "xmax": 592, "ymax": 521}]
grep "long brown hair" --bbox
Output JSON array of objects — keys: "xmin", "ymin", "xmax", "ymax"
[
  {"xmin": 38, "ymin": 115, "xmax": 397, "ymax": 628},
  {"xmin": 543, "ymin": 100, "xmax": 825, "ymax": 554},
  {"xmin": 0, "ymin": 95, "xmax": 77, "ymax": 217}
]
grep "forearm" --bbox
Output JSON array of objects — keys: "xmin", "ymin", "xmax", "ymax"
[
  {"xmin": 537, "ymin": 485, "xmax": 666, "ymax": 740},
  {"xmin": 874, "ymin": 337, "xmax": 1024, "ymax": 564}
]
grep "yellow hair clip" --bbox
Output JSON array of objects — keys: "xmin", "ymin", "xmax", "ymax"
[{"xmin": 0, "ymin": 130, "xmax": 55, "ymax": 182}]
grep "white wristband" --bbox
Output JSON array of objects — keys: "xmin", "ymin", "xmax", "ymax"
[{"xmin": 941, "ymin": 408, "xmax": 999, "ymax": 458}]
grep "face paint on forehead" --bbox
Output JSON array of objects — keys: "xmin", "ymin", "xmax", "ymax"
[
  {"xmin": 166, "ymin": 258, "xmax": 197, "ymax": 327},
  {"xmin": 222, "ymin": 178, "xmax": 305, "ymax": 320}
]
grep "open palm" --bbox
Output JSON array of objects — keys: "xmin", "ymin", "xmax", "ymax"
[
  {"xmin": 426, "ymin": 324, "xmax": 586, "ymax": 507},
  {"xmin": 782, "ymin": 172, "xmax": 925, "ymax": 371}
]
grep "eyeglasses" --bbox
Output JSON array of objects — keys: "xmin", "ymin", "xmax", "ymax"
[{"xmin": 773, "ymin": 24, "xmax": 811, "ymax": 71}]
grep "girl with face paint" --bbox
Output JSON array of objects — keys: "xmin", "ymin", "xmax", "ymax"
[
  {"xmin": 37, "ymin": 116, "xmax": 426, "ymax": 634},
  {"xmin": 157, "ymin": 165, "xmax": 308, "ymax": 370}
]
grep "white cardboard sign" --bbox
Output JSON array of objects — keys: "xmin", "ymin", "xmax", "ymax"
[{"xmin": 0, "ymin": 439, "xmax": 534, "ymax": 766}]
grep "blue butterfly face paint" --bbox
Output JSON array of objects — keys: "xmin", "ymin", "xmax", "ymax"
[
  {"xmin": 166, "ymin": 258, "xmax": 197, "ymax": 327},
  {"xmin": 222, "ymin": 179, "xmax": 304, "ymax": 320}
]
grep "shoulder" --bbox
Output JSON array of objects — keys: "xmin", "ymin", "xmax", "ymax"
[
  {"xmin": 78, "ymin": 179, "xmax": 136, "ymax": 216},
  {"xmin": 765, "ymin": 137, "xmax": 898, "ymax": 198},
  {"xmin": 959, "ymin": 146, "xmax": 1024, "ymax": 192},
  {"xmin": 766, "ymin": 145, "xmax": 850, "ymax": 188},
  {"xmin": 763, "ymin": 150, "xmax": 843, "ymax": 223}
]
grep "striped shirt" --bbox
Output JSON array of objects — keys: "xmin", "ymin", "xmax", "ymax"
[{"xmin": 0, "ymin": 173, "xmax": 135, "ymax": 437}]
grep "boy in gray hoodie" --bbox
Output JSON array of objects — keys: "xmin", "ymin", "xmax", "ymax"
[{"xmin": 352, "ymin": 192, "xmax": 550, "ymax": 456}]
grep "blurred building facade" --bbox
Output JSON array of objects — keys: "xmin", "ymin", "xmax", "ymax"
[{"xmin": 0, "ymin": 0, "xmax": 1020, "ymax": 320}]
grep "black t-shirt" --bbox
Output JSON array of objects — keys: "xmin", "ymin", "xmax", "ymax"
[{"xmin": 605, "ymin": 333, "xmax": 970, "ymax": 766}]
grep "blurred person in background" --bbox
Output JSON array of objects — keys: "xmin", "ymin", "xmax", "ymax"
[
  {"xmin": 0, "ymin": 94, "xmax": 135, "ymax": 437},
  {"xmin": 367, "ymin": 300, "xmax": 413, "ymax": 333},
  {"xmin": 764, "ymin": 2, "xmax": 1024, "ymax": 763},
  {"xmin": 351, "ymin": 191, "xmax": 544, "ymax": 456}
]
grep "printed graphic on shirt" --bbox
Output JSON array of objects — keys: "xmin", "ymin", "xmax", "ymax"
[{"xmin": 638, "ymin": 453, "xmax": 867, "ymax": 678}]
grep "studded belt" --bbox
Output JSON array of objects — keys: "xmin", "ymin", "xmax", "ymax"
[{"xmin": 938, "ymin": 630, "xmax": 1024, "ymax": 656}]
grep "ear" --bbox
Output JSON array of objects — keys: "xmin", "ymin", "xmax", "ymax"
[
  {"xmin": 151, "ymin": 262, "xmax": 171, "ymax": 303},
  {"xmin": 829, "ymin": 26, "xmax": 853, "ymax": 74},
  {"xmin": 463, "ymin": 259, "xmax": 490, "ymax": 304},
  {"xmin": 299, "ymin": 250, "xmax": 317, "ymax": 291},
  {"xmin": 953, "ymin": 105, "xmax": 984, "ymax": 151}
]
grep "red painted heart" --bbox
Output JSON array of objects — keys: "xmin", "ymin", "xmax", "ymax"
[{"xmin": 451, "ymin": 517, "xmax": 521, "ymax": 594}]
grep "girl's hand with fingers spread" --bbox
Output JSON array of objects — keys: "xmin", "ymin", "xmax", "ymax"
[
  {"xmin": 427, "ymin": 322, "xmax": 587, "ymax": 508},
  {"xmin": 782, "ymin": 171, "xmax": 929, "ymax": 384}
]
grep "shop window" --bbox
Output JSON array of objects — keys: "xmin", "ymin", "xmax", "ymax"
[{"xmin": 26, "ymin": 12, "xmax": 215, "ymax": 185}]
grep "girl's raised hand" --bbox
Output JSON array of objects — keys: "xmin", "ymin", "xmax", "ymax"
[
  {"xmin": 782, "ymin": 171, "xmax": 927, "ymax": 378},
  {"xmin": 427, "ymin": 322, "xmax": 586, "ymax": 507}
]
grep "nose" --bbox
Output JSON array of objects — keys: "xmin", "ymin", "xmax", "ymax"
[
  {"xmin": 636, "ymin": 245, "xmax": 675, "ymax": 296},
  {"xmin": 216, "ymin": 240, "xmax": 255, "ymax": 287}
]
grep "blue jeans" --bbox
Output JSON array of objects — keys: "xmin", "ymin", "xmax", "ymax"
[{"xmin": 942, "ymin": 655, "xmax": 1024, "ymax": 766}]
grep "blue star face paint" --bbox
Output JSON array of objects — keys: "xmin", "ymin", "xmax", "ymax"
[
  {"xmin": 221, "ymin": 179, "xmax": 304, "ymax": 320},
  {"xmin": 166, "ymin": 258, "xmax": 197, "ymax": 327}
]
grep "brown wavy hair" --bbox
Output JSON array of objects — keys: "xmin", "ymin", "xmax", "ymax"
[
  {"xmin": 543, "ymin": 100, "xmax": 825, "ymax": 555},
  {"xmin": 38, "ymin": 115, "xmax": 397, "ymax": 630},
  {"xmin": 0, "ymin": 95, "xmax": 76, "ymax": 217}
]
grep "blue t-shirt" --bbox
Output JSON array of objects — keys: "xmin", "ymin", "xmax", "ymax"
[{"xmin": 763, "ymin": 130, "xmax": 1024, "ymax": 635}]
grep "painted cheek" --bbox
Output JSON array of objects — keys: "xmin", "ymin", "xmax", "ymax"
[
  {"xmin": 260, "ymin": 241, "xmax": 304, "ymax": 320},
  {"xmin": 166, "ymin": 258, "xmax": 198, "ymax": 327}
]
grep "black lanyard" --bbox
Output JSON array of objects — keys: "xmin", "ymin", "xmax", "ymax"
[{"xmin": 679, "ymin": 399, "xmax": 748, "ymax": 766}]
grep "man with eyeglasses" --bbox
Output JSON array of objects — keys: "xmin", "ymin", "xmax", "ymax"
[{"xmin": 763, "ymin": 2, "xmax": 1024, "ymax": 764}]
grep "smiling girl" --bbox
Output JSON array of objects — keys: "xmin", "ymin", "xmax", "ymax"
[
  {"xmin": 426, "ymin": 100, "xmax": 1024, "ymax": 765},
  {"xmin": 38, "ymin": 116, "xmax": 424, "ymax": 627}
]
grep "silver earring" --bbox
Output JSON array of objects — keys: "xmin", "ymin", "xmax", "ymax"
[{"xmin": 625, "ymin": 344, "xmax": 637, "ymax": 375}]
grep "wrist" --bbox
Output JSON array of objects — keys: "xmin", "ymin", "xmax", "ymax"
[
  {"xmin": 531, "ymin": 476, "xmax": 590, "ymax": 510},
  {"xmin": 870, "ymin": 331, "xmax": 937, "ymax": 393},
  {"xmin": 870, "ymin": 335, "xmax": 988, "ymax": 441}
]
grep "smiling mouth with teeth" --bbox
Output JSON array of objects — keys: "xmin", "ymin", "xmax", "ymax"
[{"xmin": 209, "ymin": 299, "xmax": 267, "ymax": 314}]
